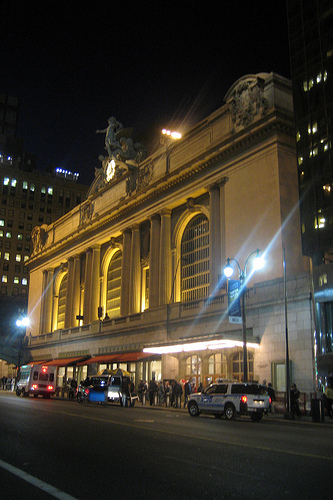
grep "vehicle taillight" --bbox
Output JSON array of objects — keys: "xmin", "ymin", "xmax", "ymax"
[
  {"xmin": 269, "ymin": 397, "xmax": 272, "ymax": 404},
  {"xmin": 241, "ymin": 395, "xmax": 247, "ymax": 403},
  {"xmin": 42, "ymin": 366, "xmax": 47, "ymax": 373},
  {"xmin": 32, "ymin": 384, "xmax": 38, "ymax": 390},
  {"xmin": 47, "ymin": 385, "xmax": 54, "ymax": 391},
  {"xmin": 84, "ymin": 388, "xmax": 90, "ymax": 395}
]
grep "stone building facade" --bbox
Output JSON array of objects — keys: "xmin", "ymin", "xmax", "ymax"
[{"xmin": 25, "ymin": 73, "xmax": 314, "ymax": 393}]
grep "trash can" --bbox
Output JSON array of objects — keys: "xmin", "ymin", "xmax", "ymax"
[{"xmin": 311, "ymin": 399, "xmax": 325, "ymax": 422}]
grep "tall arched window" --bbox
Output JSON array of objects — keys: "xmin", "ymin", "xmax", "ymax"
[
  {"xmin": 57, "ymin": 274, "xmax": 67, "ymax": 329},
  {"xmin": 232, "ymin": 351, "xmax": 254, "ymax": 382},
  {"xmin": 208, "ymin": 353, "xmax": 227, "ymax": 381},
  {"xmin": 181, "ymin": 214, "xmax": 209, "ymax": 302},
  {"xmin": 185, "ymin": 355, "xmax": 202, "ymax": 388},
  {"xmin": 106, "ymin": 250, "xmax": 122, "ymax": 318}
]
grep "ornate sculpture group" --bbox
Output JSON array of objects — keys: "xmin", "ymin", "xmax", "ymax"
[{"xmin": 96, "ymin": 116, "xmax": 146, "ymax": 164}]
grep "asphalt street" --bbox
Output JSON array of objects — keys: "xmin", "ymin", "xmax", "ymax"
[{"xmin": 0, "ymin": 391, "xmax": 332, "ymax": 500}]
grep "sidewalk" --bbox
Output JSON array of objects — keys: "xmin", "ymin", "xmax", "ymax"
[
  {"xmin": 131, "ymin": 398, "xmax": 333, "ymax": 427},
  {"xmin": 2, "ymin": 390, "xmax": 332, "ymax": 426}
]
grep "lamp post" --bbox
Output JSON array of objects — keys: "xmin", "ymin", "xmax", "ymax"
[
  {"xmin": 15, "ymin": 316, "xmax": 30, "ymax": 379},
  {"xmin": 161, "ymin": 128, "xmax": 182, "ymax": 173},
  {"xmin": 224, "ymin": 249, "xmax": 264, "ymax": 383}
]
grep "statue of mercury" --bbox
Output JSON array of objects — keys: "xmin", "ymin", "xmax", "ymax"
[{"xmin": 96, "ymin": 116, "xmax": 123, "ymax": 158}]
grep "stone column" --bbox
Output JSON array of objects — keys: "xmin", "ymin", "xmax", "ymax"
[
  {"xmin": 39, "ymin": 271, "xmax": 47, "ymax": 334},
  {"xmin": 208, "ymin": 183, "xmax": 221, "ymax": 294},
  {"xmin": 129, "ymin": 225, "xmax": 141, "ymax": 314},
  {"xmin": 120, "ymin": 229, "xmax": 131, "ymax": 317},
  {"xmin": 65, "ymin": 257, "xmax": 74, "ymax": 329},
  {"xmin": 72, "ymin": 255, "xmax": 81, "ymax": 325},
  {"xmin": 52, "ymin": 294, "xmax": 58, "ymax": 332},
  {"xmin": 45, "ymin": 269, "xmax": 54, "ymax": 334},
  {"xmin": 83, "ymin": 248, "xmax": 93, "ymax": 324},
  {"xmin": 219, "ymin": 177, "xmax": 228, "ymax": 269},
  {"xmin": 90, "ymin": 245, "xmax": 101, "ymax": 322},
  {"xmin": 149, "ymin": 214, "xmax": 160, "ymax": 308},
  {"xmin": 159, "ymin": 209, "xmax": 172, "ymax": 305}
]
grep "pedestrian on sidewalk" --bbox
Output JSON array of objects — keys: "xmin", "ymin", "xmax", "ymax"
[
  {"xmin": 267, "ymin": 383, "xmax": 276, "ymax": 414},
  {"xmin": 184, "ymin": 380, "xmax": 191, "ymax": 408},
  {"xmin": 290, "ymin": 383, "xmax": 302, "ymax": 418}
]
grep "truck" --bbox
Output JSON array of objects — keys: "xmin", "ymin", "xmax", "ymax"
[{"xmin": 16, "ymin": 364, "xmax": 56, "ymax": 398}]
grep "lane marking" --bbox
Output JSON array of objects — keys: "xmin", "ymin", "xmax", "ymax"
[
  {"xmin": 0, "ymin": 459, "xmax": 78, "ymax": 500},
  {"xmin": 134, "ymin": 419, "xmax": 155, "ymax": 423}
]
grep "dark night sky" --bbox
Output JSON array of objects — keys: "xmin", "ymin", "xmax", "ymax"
[{"xmin": 1, "ymin": 1, "xmax": 291, "ymax": 186}]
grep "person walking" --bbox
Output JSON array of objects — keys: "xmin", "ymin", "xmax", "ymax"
[
  {"xmin": 324, "ymin": 383, "xmax": 333, "ymax": 418},
  {"xmin": 290, "ymin": 383, "xmax": 302, "ymax": 418},
  {"xmin": 184, "ymin": 380, "xmax": 191, "ymax": 408},
  {"xmin": 267, "ymin": 383, "xmax": 276, "ymax": 414},
  {"xmin": 148, "ymin": 379, "xmax": 157, "ymax": 406}
]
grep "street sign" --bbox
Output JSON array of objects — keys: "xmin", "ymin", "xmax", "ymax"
[{"xmin": 228, "ymin": 279, "xmax": 242, "ymax": 324}]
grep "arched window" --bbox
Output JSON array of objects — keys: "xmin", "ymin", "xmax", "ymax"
[
  {"xmin": 181, "ymin": 214, "xmax": 209, "ymax": 302},
  {"xmin": 106, "ymin": 250, "xmax": 122, "ymax": 318},
  {"xmin": 208, "ymin": 353, "xmax": 227, "ymax": 381},
  {"xmin": 232, "ymin": 351, "xmax": 254, "ymax": 382},
  {"xmin": 57, "ymin": 274, "xmax": 67, "ymax": 329},
  {"xmin": 185, "ymin": 355, "xmax": 202, "ymax": 388}
]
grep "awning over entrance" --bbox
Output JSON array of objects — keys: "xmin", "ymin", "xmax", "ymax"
[
  {"xmin": 44, "ymin": 356, "xmax": 91, "ymax": 367},
  {"xmin": 77, "ymin": 352, "xmax": 155, "ymax": 366},
  {"xmin": 143, "ymin": 337, "xmax": 260, "ymax": 354}
]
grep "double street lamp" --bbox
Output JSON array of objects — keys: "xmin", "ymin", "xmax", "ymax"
[
  {"xmin": 161, "ymin": 128, "xmax": 182, "ymax": 173},
  {"xmin": 224, "ymin": 249, "xmax": 265, "ymax": 383},
  {"xmin": 15, "ymin": 316, "xmax": 30, "ymax": 377}
]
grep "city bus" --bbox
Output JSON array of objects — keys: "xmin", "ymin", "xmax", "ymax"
[{"xmin": 16, "ymin": 364, "xmax": 56, "ymax": 398}]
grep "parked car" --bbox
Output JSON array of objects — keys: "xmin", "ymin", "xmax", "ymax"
[{"xmin": 187, "ymin": 382, "xmax": 270, "ymax": 422}]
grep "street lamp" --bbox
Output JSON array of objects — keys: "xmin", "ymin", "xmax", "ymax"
[
  {"xmin": 16, "ymin": 317, "xmax": 30, "ymax": 328},
  {"xmin": 223, "ymin": 249, "xmax": 264, "ymax": 383},
  {"xmin": 161, "ymin": 129, "xmax": 182, "ymax": 140},
  {"xmin": 15, "ymin": 316, "xmax": 30, "ymax": 379},
  {"xmin": 161, "ymin": 128, "xmax": 182, "ymax": 173}
]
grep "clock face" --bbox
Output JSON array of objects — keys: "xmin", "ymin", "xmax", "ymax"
[{"xmin": 106, "ymin": 159, "xmax": 115, "ymax": 182}]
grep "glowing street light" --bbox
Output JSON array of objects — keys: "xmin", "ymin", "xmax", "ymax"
[
  {"xmin": 161, "ymin": 128, "xmax": 182, "ymax": 173},
  {"xmin": 16, "ymin": 317, "xmax": 30, "ymax": 327},
  {"xmin": 161, "ymin": 129, "xmax": 182, "ymax": 140},
  {"xmin": 223, "ymin": 249, "xmax": 265, "ymax": 382},
  {"xmin": 16, "ymin": 316, "xmax": 30, "ymax": 378}
]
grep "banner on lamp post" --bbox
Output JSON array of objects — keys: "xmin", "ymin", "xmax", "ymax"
[{"xmin": 228, "ymin": 279, "xmax": 242, "ymax": 324}]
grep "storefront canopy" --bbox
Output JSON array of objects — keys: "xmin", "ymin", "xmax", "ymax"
[
  {"xmin": 77, "ymin": 352, "xmax": 155, "ymax": 366},
  {"xmin": 44, "ymin": 356, "xmax": 91, "ymax": 367}
]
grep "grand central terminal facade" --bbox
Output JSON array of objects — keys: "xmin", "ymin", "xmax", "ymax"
[{"xmin": 25, "ymin": 73, "xmax": 315, "ymax": 393}]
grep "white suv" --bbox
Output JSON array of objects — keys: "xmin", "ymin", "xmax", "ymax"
[{"xmin": 187, "ymin": 382, "xmax": 270, "ymax": 422}]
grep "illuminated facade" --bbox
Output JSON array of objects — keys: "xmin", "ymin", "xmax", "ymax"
[{"xmin": 26, "ymin": 73, "xmax": 315, "ymax": 392}]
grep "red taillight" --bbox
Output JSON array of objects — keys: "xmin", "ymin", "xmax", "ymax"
[
  {"xmin": 47, "ymin": 385, "xmax": 54, "ymax": 391},
  {"xmin": 84, "ymin": 388, "xmax": 90, "ymax": 395},
  {"xmin": 42, "ymin": 366, "xmax": 47, "ymax": 373},
  {"xmin": 32, "ymin": 384, "xmax": 38, "ymax": 390},
  {"xmin": 269, "ymin": 397, "xmax": 272, "ymax": 404},
  {"xmin": 241, "ymin": 395, "xmax": 247, "ymax": 403}
]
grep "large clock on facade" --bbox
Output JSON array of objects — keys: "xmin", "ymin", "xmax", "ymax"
[{"xmin": 106, "ymin": 159, "xmax": 116, "ymax": 182}]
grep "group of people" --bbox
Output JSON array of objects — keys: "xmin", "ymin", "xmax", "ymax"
[
  {"xmin": 1, "ymin": 376, "xmax": 15, "ymax": 391},
  {"xmin": 264, "ymin": 379, "xmax": 333, "ymax": 418},
  {"xmin": 263, "ymin": 380, "xmax": 302, "ymax": 417},
  {"xmin": 137, "ymin": 379, "xmax": 198, "ymax": 407}
]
